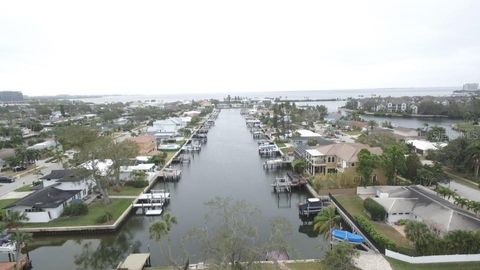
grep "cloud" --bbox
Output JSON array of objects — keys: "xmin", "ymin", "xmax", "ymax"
[{"xmin": 0, "ymin": 0, "xmax": 479, "ymax": 96}]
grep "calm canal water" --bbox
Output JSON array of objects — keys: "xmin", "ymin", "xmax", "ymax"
[{"xmin": 26, "ymin": 109, "xmax": 326, "ymax": 270}]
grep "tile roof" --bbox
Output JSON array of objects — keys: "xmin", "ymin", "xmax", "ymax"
[{"xmin": 315, "ymin": 143, "xmax": 383, "ymax": 162}]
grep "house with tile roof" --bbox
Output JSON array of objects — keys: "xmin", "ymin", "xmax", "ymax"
[{"xmin": 305, "ymin": 142, "xmax": 384, "ymax": 181}]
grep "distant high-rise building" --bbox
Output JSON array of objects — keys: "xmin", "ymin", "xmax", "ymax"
[
  {"xmin": 462, "ymin": 83, "xmax": 479, "ymax": 91},
  {"xmin": 0, "ymin": 91, "xmax": 23, "ymax": 102}
]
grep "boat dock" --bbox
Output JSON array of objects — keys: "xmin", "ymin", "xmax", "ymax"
[
  {"xmin": 159, "ymin": 167, "xmax": 182, "ymax": 181},
  {"xmin": 117, "ymin": 253, "xmax": 151, "ymax": 270},
  {"xmin": 263, "ymin": 156, "xmax": 293, "ymax": 169}
]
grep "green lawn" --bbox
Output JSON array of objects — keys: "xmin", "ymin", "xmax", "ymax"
[
  {"xmin": 23, "ymin": 198, "xmax": 132, "ymax": 227},
  {"xmin": 0, "ymin": 199, "xmax": 18, "ymax": 209},
  {"xmin": 276, "ymin": 142, "xmax": 287, "ymax": 148},
  {"xmin": 108, "ymin": 185, "xmax": 145, "ymax": 196},
  {"xmin": 14, "ymin": 184, "xmax": 34, "ymax": 192},
  {"xmin": 444, "ymin": 168, "xmax": 479, "ymax": 189},
  {"xmin": 387, "ymin": 258, "xmax": 480, "ymax": 270},
  {"xmin": 335, "ymin": 195, "xmax": 414, "ymax": 253}
]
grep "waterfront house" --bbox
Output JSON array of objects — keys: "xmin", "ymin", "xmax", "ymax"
[
  {"xmin": 146, "ymin": 117, "xmax": 191, "ymax": 141},
  {"xmin": 40, "ymin": 169, "xmax": 95, "ymax": 199},
  {"xmin": 80, "ymin": 159, "xmax": 113, "ymax": 176},
  {"xmin": 359, "ymin": 186, "xmax": 480, "ymax": 234},
  {"xmin": 293, "ymin": 129, "xmax": 324, "ymax": 144},
  {"xmin": 183, "ymin": 110, "xmax": 201, "ymax": 117},
  {"xmin": 4, "ymin": 186, "xmax": 82, "ymax": 223},
  {"xmin": 305, "ymin": 142, "xmax": 383, "ymax": 177},
  {"xmin": 120, "ymin": 163, "xmax": 158, "ymax": 182},
  {"xmin": 128, "ymin": 134, "xmax": 157, "ymax": 155}
]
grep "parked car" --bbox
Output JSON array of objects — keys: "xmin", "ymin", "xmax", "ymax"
[
  {"xmin": 13, "ymin": 166, "xmax": 27, "ymax": 172},
  {"xmin": 0, "ymin": 176, "xmax": 14, "ymax": 183}
]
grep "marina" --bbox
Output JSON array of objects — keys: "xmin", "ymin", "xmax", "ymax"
[{"xmin": 24, "ymin": 109, "xmax": 326, "ymax": 269}]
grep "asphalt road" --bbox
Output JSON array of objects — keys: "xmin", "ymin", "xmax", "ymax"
[{"xmin": 0, "ymin": 158, "xmax": 62, "ymax": 198}]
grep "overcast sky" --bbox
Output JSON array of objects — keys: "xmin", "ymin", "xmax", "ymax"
[{"xmin": 0, "ymin": 0, "xmax": 479, "ymax": 96}]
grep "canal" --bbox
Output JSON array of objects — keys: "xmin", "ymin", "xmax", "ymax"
[{"xmin": 27, "ymin": 109, "xmax": 327, "ymax": 270}]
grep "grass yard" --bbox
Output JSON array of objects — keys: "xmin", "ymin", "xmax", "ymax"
[
  {"xmin": 444, "ymin": 168, "xmax": 478, "ymax": 189},
  {"xmin": 276, "ymin": 142, "xmax": 287, "ymax": 148},
  {"xmin": 14, "ymin": 184, "xmax": 34, "ymax": 192},
  {"xmin": 108, "ymin": 185, "xmax": 145, "ymax": 196},
  {"xmin": 387, "ymin": 258, "xmax": 480, "ymax": 270},
  {"xmin": 335, "ymin": 195, "xmax": 414, "ymax": 252},
  {"xmin": 24, "ymin": 198, "xmax": 132, "ymax": 227},
  {"xmin": 0, "ymin": 199, "xmax": 18, "ymax": 209}
]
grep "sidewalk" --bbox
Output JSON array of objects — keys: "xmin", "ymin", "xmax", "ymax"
[{"xmin": 354, "ymin": 252, "xmax": 393, "ymax": 270}]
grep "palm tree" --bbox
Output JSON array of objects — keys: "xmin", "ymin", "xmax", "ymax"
[
  {"xmin": 149, "ymin": 212, "xmax": 179, "ymax": 268},
  {"xmin": 465, "ymin": 142, "xmax": 480, "ymax": 179},
  {"xmin": 4, "ymin": 211, "xmax": 29, "ymax": 230},
  {"xmin": 4, "ymin": 211, "xmax": 30, "ymax": 269},
  {"xmin": 313, "ymin": 207, "xmax": 341, "ymax": 245},
  {"xmin": 404, "ymin": 221, "xmax": 435, "ymax": 255},
  {"xmin": 12, "ymin": 230, "xmax": 33, "ymax": 269},
  {"xmin": 367, "ymin": 120, "xmax": 377, "ymax": 131}
]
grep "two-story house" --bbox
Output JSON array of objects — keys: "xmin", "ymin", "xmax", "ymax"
[{"xmin": 305, "ymin": 143, "xmax": 383, "ymax": 177}]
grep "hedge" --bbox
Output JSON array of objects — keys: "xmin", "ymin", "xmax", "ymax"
[
  {"xmin": 62, "ymin": 202, "xmax": 88, "ymax": 216},
  {"xmin": 354, "ymin": 215, "xmax": 396, "ymax": 250},
  {"xmin": 363, "ymin": 198, "xmax": 386, "ymax": 221},
  {"xmin": 125, "ymin": 180, "xmax": 149, "ymax": 188}
]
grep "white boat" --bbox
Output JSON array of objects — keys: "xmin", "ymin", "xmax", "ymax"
[
  {"xmin": 145, "ymin": 209, "xmax": 163, "ymax": 216},
  {"xmin": 0, "ymin": 242, "xmax": 16, "ymax": 253}
]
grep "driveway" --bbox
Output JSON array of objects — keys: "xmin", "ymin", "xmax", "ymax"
[{"xmin": 0, "ymin": 158, "xmax": 62, "ymax": 199}]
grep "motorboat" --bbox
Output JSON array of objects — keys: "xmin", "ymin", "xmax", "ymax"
[{"xmin": 332, "ymin": 229, "xmax": 364, "ymax": 243}]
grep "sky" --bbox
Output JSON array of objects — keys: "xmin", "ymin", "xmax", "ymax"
[{"xmin": 0, "ymin": 0, "xmax": 479, "ymax": 96}]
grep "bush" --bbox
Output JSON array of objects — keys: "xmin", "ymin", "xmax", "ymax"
[
  {"xmin": 363, "ymin": 198, "xmax": 386, "ymax": 221},
  {"xmin": 125, "ymin": 180, "xmax": 148, "ymax": 188},
  {"xmin": 95, "ymin": 211, "xmax": 113, "ymax": 224},
  {"xmin": 355, "ymin": 215, "xmax": 396, "ymax": 250},
  {"xmin": 396, "ymin": 219, "xmax": 409, "ymax": 226},
  {"xmin": 62, "ymin": 202, "xmax": 88, "ymax": 216}
]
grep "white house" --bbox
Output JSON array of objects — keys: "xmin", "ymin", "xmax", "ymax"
[
  {"xmin": 406, "ymin": 139, "xmax": 447, "ymax": 156},
  {"xmin": 4, "ymin": 186, "xmax": 81, "ymax": 223},
  {"xmin": 40, "ymin": 169, "xmax": 96, "ymax": 199},
  {"xmin": 27, "ymin": 140, "xmax": 57, "ymax": 151},
  {"xmin": 80, "ymin": 159, "xmax": 113, "ymax": 176},
  {"xmin": 146, "ymin": 117, "xmax": 191, "ymax": 140},
  {"xmin": 120, "ymin": 163, "xmax": 158, "ymax": 182}
]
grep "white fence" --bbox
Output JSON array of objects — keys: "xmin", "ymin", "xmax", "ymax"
[{"xmin": 385, "ymin": 249, "xmax": 480, "ymax": 264}]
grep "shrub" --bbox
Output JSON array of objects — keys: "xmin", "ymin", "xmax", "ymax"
[
  {"xmin": 95, "ymin": 211, "xmax": 113, "ymax": 224},
  {"xmin": 125, "ymin": 180, "xmax": 148, "ymax": 188},
  {"xmin": 396, "ymin": 219, "xmax": 409, "ymax": 226},
  {"xmin": 363, "ymin": 198, "xmax": 386, "ymax": 221},
  {"xmin": 355, "ymin": 215, "xmax": 396, "ymax": 250},
  {"xmin": 62, "ymin": 202, "xmax": 88, "ymax": 216}
]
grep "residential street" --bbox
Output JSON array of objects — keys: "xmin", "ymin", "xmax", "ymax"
[
  {"xmin": 441, "ymin": 180, "xmax": 480, "ymax": 202},
  {"xmin": 0, "ymin": 158, "xmax": 62, "ymax": 198}
]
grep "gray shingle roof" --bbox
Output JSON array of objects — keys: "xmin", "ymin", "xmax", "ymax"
[
  {"xmin": 4, "ymin": 186, "xmax": 80, "ymax": 209},
  {"xmin": 40, "ymin": 169, "xmax": 89, "ymax": 182}
]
